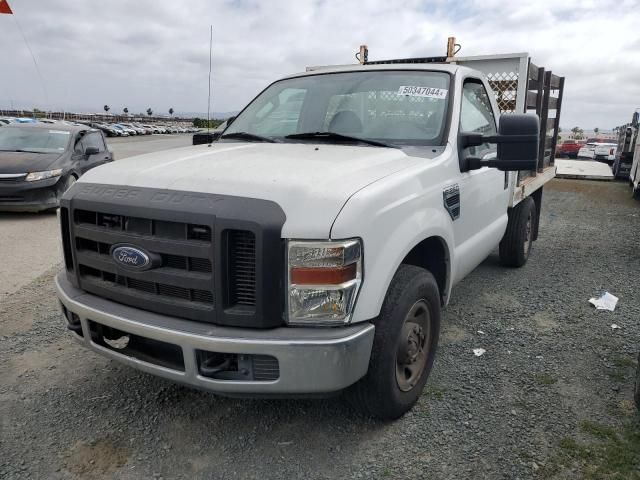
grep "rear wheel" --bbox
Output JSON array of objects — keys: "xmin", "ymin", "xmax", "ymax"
[
  {"xmin": 499, "ymin": 196, "xmax": 536, "ymax": 268},
  {"xmin": 348, "ymin": 265, "xmax": 440, "ymax": 420}
]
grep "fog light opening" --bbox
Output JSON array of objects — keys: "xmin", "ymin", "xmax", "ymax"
[{"xmin": 104, "ymin": 335, "xmax": 130, "ymax": 350}]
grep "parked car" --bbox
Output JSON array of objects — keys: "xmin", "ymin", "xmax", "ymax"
[
  {"xmin": 14, "ymin": 117, "xmax": 38, "ymax": 124},
  {"xmin": 578, "ymin": 143, "xmax": 597, "ymax": 159},
  {"xmin": 110, "ymin": 125, "xmax": 130, "ymax": 137},
  {"xmin": 121, "ymin": 123, "xmax": 146, "ymax": 135},
  {"xmin": 114, "ymin": 124, "xmax": 137, "ymax": 136},
  {"xmin": 593, "ymin": 143, "xmax": 617, "ymax": 165},
  {"xmin": 630, "ymin": 138, "xmax": 640, "ymax": 199},
  {"xmin": 0, "ymin": 123, "xmax": 113, "ymax": 211},
  {"xmin": 92, "ymin": 123, "xmax": 120, "ymax": 137},
  {"xmin": 192, "ymin": 120, "xmax": 228, "ymax": 145},
  {"xmin": 133, "ymin": 123, "xmax": 152, "ymax": 135},
  {"xmin": 142, "ymin": 124, "xmax": 160, "ymax": 134},
  {"xmin": 557, "ymin": 140, "xmax": 582, "ymax": 158}
]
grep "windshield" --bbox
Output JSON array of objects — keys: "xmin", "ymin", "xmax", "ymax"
[
  {"xmin": 224, "ymin": 70, "xmax": 450, "ymax": 146},
  {"xmin": 0, "ymin": 127, "xmax": 71, "ymax": 153}
]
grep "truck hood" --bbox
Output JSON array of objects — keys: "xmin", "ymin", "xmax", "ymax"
[
  {"xmin": 0, "ymin": 151, "xmax": 63, "ymax": 174},
  {"xmin": 78, "ymin": 142, "xmax": 418, "ymax": 238}
]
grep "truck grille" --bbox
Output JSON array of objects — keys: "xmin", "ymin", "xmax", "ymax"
[
  {"xmin": 60, "ymin": 184, "xmax": 286, "ymax": 328},
  {"xmin": 227, "ymin": 230, "xmax": 256, "ymax": 307},
  {"xmin": 71, "ymin": 208, "xmax": 218, "ymax": 323}
]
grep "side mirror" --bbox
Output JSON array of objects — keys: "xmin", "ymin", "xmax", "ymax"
[
  {"xmin": 84, "ymin": 146, "xmax": 100, "ymax": 156},
  {"xmin": 462, "ymin": 114, "xmax": 539, "ymax": 171}
]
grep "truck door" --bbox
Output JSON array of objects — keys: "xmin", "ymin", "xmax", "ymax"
[{"xmin": 452, "ymin": 78, "xmax": 510, "ymax": 282}]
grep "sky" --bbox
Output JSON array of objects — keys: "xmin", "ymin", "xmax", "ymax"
[{"xmin": 1, "ymin": 0, "xmax": 639, "ymax": 129}]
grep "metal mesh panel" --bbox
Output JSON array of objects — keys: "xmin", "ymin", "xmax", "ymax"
[{"xmin": 486, "ymin": 72, "xmax": 519, "ymax": 113}]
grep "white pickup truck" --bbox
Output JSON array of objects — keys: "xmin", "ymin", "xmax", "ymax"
[
  {"xmin": 55, "ymin": 50, "xmax": 563, "ymax": 419},
  {"xmin": 593, "ymin": 143, "xmax": 618, "ymax": 164}
]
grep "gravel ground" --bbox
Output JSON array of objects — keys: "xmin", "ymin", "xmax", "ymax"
[{"xmin": 1, "ymin": 178, "xmax": 639, "ymax": 480}]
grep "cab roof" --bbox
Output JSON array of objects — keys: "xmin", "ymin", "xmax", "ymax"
[{"xmin": 286, "ymin": 62, "xmax": 465, "ymax": 80}]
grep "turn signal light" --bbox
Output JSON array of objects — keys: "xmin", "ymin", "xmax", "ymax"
[{"xmin": 290, "ymin": 264, "xmax": 357, "ymax": 285}]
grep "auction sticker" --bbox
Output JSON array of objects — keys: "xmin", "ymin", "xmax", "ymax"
[{"xmin": 397, "ymin": 86, "xmax": 448, "ymax": 99}]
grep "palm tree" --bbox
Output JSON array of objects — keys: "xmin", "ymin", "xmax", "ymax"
[
  {"xmin": 103, "ymin": 105, "xmax": 110, "ymax": 113},
  {"xmin": 146, "ymin": 108, "xmax": 153, "ymax": 116},
  {"xmin": 169, "ymin": 108, "xmax": 174, "ymax": 117},
  {"xmin": 570, "ymin": 126, "xmax": 580, "ymax": 139},
  {"xmin": 123, "ymin": 107, "xmax": 129, "ymax": 115},
  {"xmin": 594, "ymin": 127, "xmax": 599, "ymax": 136}
]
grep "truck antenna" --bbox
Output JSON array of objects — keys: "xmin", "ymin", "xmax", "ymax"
[{"xmin": 207, "ymin": 25, "xmax": 213, "ymax": 146}]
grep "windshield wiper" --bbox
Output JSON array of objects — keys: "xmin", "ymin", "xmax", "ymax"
[
  {"xmin": 220, "ymin": 132, "xmax": 278, "ymax": 143},
  {"xmin": 285, "ymin": 132, "xmax": 398, "ymax": 148}
]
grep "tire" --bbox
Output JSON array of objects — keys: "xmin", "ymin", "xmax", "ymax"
[
  {"xmin": 632, "ymin": 185, "xmax": 640, "ymax": 201},
  {"xmin": 348, "ymin": 265, "xmax": 440, "ymax": 420},
  {"xmin": 499, "ymin": 196, "xmax": 536, "ymax": 268}
]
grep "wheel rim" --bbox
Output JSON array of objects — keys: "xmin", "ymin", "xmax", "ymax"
[
  {"xmin": 523, "ymin": 210, "xmax": 533, "ymax": 258},
  {"xmin": 395, "ymin": 299, "xmax": 430, "ymax": 392}
]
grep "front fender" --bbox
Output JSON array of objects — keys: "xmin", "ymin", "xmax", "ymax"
[{"xmin": 331, "ymin": 166, "xmax": 456, "ymax": 323}]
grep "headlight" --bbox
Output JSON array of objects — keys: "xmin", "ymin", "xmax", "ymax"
[
  {"xmin": 25, "ymin": 169, "xmax": 63, "ymax": 182},
  {"xmin": 286, "ymin": 239, "xmax": 362, "ymax": 326}
]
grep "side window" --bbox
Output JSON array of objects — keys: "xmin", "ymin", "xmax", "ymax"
[
  {"xmin": 253, "ymin": 88, "xmax": 306, "ymax": 136},
  {"xmin": 74, "ymin": 134, "xmax": 84, "ymax": 154},
  {"xmin": 76, "ymin": 132, "xmax": 105, "ymax": 154},
  {"xmin": 460, "ymin": 80, "xmax": 497, "ymax": 157},
  {"xmin": 85, "ymin": 132, "xmax": 106, "ymax": 152}
]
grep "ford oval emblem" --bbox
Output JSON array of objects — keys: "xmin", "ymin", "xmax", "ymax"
[{"xmin": 110, "ymin": 244, "xmax": 156, "ymax": 271}]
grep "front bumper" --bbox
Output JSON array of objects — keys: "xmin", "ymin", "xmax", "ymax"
[
  {"xmin": 55, "ymin": 272, "xmax": 375, "ymax": 395},
  {"xmin": 0, "ymin": 176, "xmax": 62, "ymax": 211}
]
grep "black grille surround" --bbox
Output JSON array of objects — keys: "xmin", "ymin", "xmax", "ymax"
[{"xmin": 60, "ymin": 183, "xmax": 286, "ymax": 328}]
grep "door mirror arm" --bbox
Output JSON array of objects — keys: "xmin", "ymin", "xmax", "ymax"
[{"xmin": 462, "ymin": 133, "xmax": 539, "ymax": 148}]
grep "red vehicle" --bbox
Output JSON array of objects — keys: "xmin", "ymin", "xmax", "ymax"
[{"xmin": 557, "ymin": 140, "xmax": 582, "ymax": 158}]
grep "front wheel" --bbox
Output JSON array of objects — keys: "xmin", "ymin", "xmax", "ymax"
[{"xmin": 348, "ymin": 265, "xmax": 440, "ymax": 419}]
